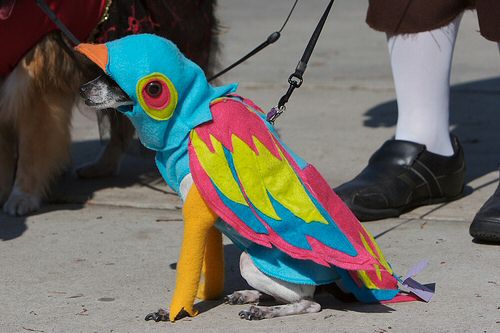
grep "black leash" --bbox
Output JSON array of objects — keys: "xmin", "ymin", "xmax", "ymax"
[
  {"xmin": 267, "ymin": 0, "xmax": 335, "ymax": 124},
  {"xmin": 35, "ymin": 0, "xmax": 81, "ymax": 45},
  {"xmin": 208, "ymin": 0, "xmax": 299, "ymax": 82}
]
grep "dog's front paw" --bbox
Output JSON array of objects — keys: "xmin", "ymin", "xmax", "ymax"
[
  {"xmin": 238, "ymin": 306, "xmax": 266, "ymax": 321},
  {"xmin": 3, "ymin": 186, "xmax": 41, "ymax": 216},
  {"xmin": 145, "ymin": 308, "xmax": 169, "ymax": 322}
]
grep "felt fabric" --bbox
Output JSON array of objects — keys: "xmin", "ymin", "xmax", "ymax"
[
  {"xmin": 196, "ymin": 227, "xmax": 224, "ymax": 301},
  {"xmin": 98, "ymin": 35, "xmax": 236, "ymax": 193},
  {"xmin": 76, "ymin": 34, "xmax": 414, "ymax": 313},
  {"xmin": 189, "ymin": 96, "xmax": 400, "ymax": 299},
  {"xmin": 170, "ymin": 184, "xmax": 219, "ymax": 322},
  {"xmin": 78, "ymin": 36, "xmax": 236, "ymax": 193},
  {"xmin": 0, "ymin": 0, "xmax": 107, "ymax": 76}
]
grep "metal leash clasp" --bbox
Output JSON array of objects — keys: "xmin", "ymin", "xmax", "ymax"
[
  {"xmin": 266, "ymin": 72, "xmax": 301, "ymax": 125},
  {"xmin": 266, "ymin": 105, "xmax": 286, "ymax": 125}
]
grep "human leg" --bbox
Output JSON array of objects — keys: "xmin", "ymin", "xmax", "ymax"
[
  {"xmin": 335, "ymin": 22, "xmax": 466, "ymax": 220},
  {"xmin": 390, "ymin": 15, "xmax": 461, "ymax": 156},
  {"xmin": 336, "ymin": 2, "xmax": 469, "ymax": 221}
]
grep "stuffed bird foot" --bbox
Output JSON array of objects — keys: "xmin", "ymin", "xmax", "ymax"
[{"xmin": 168, "ymin": 295, "xmax": 199, "ymax": 322}]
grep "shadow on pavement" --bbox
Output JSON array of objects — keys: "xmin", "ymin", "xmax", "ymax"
[
  {"xmin": 0, "ymin": 215, "xmax": 28, "ymax": 241},
  {"xmin": 363, "ymin": 76, "xmax": 500, "ymax": 183},
  {"xmin": 168, "ymin": 244, "xmax": 398, "ymax": 316},
  {"xmin": 0, "ymin": 138, "xmax": 162, "ymax": 241}
]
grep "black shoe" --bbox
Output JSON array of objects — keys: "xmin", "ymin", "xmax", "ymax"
[
  {"xmin": 470, "ymin": 178, "xmax": 500, "ymax": 243},
  {"xmin": 335, "ymin": 136, "xmax": 465, "ymax": 221}
]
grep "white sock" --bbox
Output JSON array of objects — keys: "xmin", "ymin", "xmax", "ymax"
[{"xmin": 388, "ymin": 15, "xmax": 462, "ymax": 156}]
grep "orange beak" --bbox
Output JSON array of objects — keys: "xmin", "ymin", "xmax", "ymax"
[{"xmin": 75, "ymin": 43, "xmax": 109, "ymax": 72}]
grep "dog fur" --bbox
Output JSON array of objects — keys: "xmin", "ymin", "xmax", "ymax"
[
  {"xmin": 0, "ymin": 34, "xmax": 81, "ymax": 215},
  {"xmin": 0, "ymin": 0, "xmax": 218, "ymax": 216}
]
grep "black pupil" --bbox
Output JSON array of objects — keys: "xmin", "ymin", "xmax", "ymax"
[{"xmin": 146, "ymin": 82, "xmax": 162, "ymax": 97}]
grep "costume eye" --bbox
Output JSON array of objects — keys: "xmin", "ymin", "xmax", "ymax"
[
  {"xmin": 137, "ymin": 73, "xmax": 178, "ymax": 121},
  {"xmin": 145, "ymin": 81, "xmax": 162, "ymax": 98}
]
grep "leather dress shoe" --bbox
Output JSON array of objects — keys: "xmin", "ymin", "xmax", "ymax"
[
  {"xmin": 335, "ymin": 137, "xmax": 465, "ymax": 221},
  {"xmin": 470, "ymin": 177, "xmax": 500, "ymax": 243}
]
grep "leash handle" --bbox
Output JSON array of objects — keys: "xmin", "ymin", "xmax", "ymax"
[{"xmin": 268, "ymin": 0, "xmax": 335, "ymax": 124}]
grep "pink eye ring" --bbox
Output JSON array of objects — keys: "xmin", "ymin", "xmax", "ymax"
[{"xmin": 137, "ymin": 73, "xmax": 178, "ymax": 121}]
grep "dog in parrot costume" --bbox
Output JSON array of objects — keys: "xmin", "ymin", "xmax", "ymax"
[{"xmin": 76, "ymin": 34, "xmax": 431, "ymax": 321}]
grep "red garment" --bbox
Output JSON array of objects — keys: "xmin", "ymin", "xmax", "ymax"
[{"xmin": 0, "ymin": 0, "xmax": 106, "ymax": 76}]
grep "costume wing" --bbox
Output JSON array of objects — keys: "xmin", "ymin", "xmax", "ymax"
[{"xmin": 188, "ymin": 96, "xmax": 397, "ymax": 289}]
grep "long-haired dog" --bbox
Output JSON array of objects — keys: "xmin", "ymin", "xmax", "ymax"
[{"xmin": 0, "ymin": 0, "xmax": 218, "ymax": 216}]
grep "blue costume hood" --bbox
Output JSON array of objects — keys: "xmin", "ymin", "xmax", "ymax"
[
  {"xmin": 100, "ymin": 34, "xmax": 236, "ymax": 152},
  {"xmin": 77, "ymin": 34, "xmax": 237, "ymax": 192}
]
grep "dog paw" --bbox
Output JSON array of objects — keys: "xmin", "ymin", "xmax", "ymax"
[
  {"xmin": 76, "ymin": 161, "xmax": 118, "ymax": 179},
  {"xmin": 145, "ymin": 308, "xmax": 169, "ymax": 322},
  {"xmin": 239, "ymin": 306, "xmax": 265, "ymax": 321},
  {"xmin": 3, "ymin": 186, "xmax": 41, "ymax": 216},
  {"xmin": 225, "ymin": 291, "xmax": 259, "ymax": 305},
  {"xmin": 225, "ymin": 292, "xmax": 246, "ymax": 305}
]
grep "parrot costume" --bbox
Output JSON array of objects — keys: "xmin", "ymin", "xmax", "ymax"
[{"xmin": 76, "ymin": 34, "xmax": 430, "ymax": 321}]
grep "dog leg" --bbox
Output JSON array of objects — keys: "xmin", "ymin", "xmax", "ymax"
[
  {"xmin": 238, "ymin": 299, "xmax": 321, "ymax": 320},
  {"xmin": 236, "ymin": 252, "xmax": 321, "ymax": 320},
  {"xmin": 3, "ymin": 94, "xmax": 72, "ymax": 216},
  {"xmin": 2, "ymin": 35, "xmax": 78, "ymax": 216},
  {"xmin": 76, "ymin": 111, "xmax": 134, "ymax": 178}
]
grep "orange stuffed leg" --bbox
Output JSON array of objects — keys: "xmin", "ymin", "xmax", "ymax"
[
  {"xmin": 169, "ymin": 184, "xmax": 220, "ymax": 321},
  {"xmin": 196, "ymin": 226, "xmax": 224, "ymax": 300}
]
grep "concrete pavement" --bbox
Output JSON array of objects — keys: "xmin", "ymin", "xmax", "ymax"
[{"xmin": 1, "ymin": 1, "xmax": 499, "ymax": 332}]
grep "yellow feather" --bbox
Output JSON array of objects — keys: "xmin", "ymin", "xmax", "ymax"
[
  {"xmin": 190, "ymin": 131, "xmax": 247, "ymax": 206},
  {"xmin": 191, "ymin": 129, "xmax": 328, "ymax": 224},
  {"xmin": 356, "ymin": 231, "xmax": 393, "ymax": 287},
  {"xmin": 231, "ymin": 135, "xmax": 281, "ymax": 220},
  {"xmin": 361, "ymin": 229, "xmax": 393, "ymax": 274},
  {"xmin": 252, "ymin": 137, "xmax": 328, "ymax": 224},
  {"xmin": 356, "ymin": 270, "xmax": 378, "ymax": 289}
]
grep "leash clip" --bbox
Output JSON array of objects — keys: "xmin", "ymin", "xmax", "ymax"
[
  {"xmin": 288, "ymin": 73, "xmax": 303, "ymax": 88},
  {"xmin": 266, "ymin": 105, "xmax": 286, "ymax": 125}
]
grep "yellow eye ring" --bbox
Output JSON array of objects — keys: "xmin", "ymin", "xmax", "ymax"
[{"xmin": 137, "ymin": 72, "xmax": 178, "ymax": 121}]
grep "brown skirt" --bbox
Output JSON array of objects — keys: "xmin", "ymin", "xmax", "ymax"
[{"xmin": 366, "ymin": 0, "xmax": 500, "ymax": 42}]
